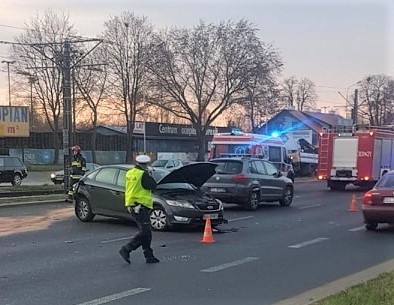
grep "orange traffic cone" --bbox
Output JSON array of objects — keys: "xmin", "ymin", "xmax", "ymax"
[
  {"xmin": 348, "ymin": 194, "xmax": 358, "ymax": 212},
  {"xmin": 201, "ymin": 216, "xmax": 215, "ymax": 243}
]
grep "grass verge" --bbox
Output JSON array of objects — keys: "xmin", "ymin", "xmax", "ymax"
[
  {"xmin": 27, "ymin": 164, "xmax": 64, "ymax": 172},
  {"xmin": 312, "ymin": 271, "xmax": 394, "ymax": 305}
]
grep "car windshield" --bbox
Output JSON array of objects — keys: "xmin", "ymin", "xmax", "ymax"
[
  {"xmin": 151, "ymin": 160, "xmax": 167, "ymax": 167},
  {"xmin": 376, "ymin": 174, "xmax": 394, "ymax": 188},
  {"xmin": 212, "ymin": 160, "xmax": 243, "ymax": 174}
]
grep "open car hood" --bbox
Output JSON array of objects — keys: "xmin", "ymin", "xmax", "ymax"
[{"xmin": 157, "ymin": 162, "xmax": 217, "ymax": 187}]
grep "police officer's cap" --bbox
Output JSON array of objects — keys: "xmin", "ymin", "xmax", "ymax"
[{"xmin": 136, "ymin": 155, "xmax": 151, "ymax": 164}]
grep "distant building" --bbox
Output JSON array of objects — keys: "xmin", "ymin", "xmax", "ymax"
[{"xmin": 256, "ymin": 109, "xmax": 353, "ymax": 147}]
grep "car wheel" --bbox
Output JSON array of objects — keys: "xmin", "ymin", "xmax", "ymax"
[
  {"xmin": 75, "ymin": 197, "xmax": 95, "ymax": 222},
  {"xmin": 150, "ymin": 206, "xmax": 169, "ymax": 231},
  {"xmin": 12, "ymin": 174, "xmax": 22, "ymax": 186},
  {"xmin": 365, "ymin": 222, "xmax": 378, "ymax": 231},
  {"xmin": 279, "ymin": 186, "xmax": 293, "ymax": 207},
  {"xmin": 245, "ymin": 191, "xmax": 259, "ymax": 210}
]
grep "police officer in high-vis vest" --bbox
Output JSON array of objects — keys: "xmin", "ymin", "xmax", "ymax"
[
  {"xmin": 67, "ymin": 145, "xmax": 87, "ymax": 198},
  {"xmin": 119, "ymin": 154, "xmax": 160, "ymax": 264}
]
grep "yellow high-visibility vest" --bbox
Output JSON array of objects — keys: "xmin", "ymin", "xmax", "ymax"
[{"xmin": 124, "ymin": 168, "xmax": 153, "ymax": 209}]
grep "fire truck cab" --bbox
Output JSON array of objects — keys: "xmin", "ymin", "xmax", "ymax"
[
  {"xmin": 208, "ymin": 130, "xmax": 295, "ymax": 181},
  {"xmin": 317, "ymin": 125, "xmax": 394, "ymax": 190}
]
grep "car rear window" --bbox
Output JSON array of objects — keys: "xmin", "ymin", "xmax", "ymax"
[
  {"xmin": 376, "ymin": 174, "xmax": 394, "ymax": 188},
  {"xmin": 213, "ymin": 161, "xmax": 243, "ymax": 174}
]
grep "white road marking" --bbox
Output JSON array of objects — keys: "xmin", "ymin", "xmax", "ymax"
[
  {"xmin": 100, "ymin": 237, "xmax": 130, "ymax": 244},
  {"xmin": 201, "ymin": 257, "xmax": 259, "ymax": 273},
  {"xmin": 348, "ymin": 226, "xmax": 365, "ymax": 232},
  {"xmin": 227, "ymin": 216, "xmax": 254, "ymax": 222},
  {"xmin": 75, "ymin": 288, "xmax": 151, "ymax": 305},
  {"xmin": 288, "ymin": 238, "xmax": 329, "ymax": 249},
  {"xmin": 298, "ymin": 204, "xmax": 321, "ymax": 209}
]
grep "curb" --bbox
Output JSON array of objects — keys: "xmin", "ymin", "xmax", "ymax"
[
  {"xmin": 271, "ymin": 258, "xmax": 394, "ymax": 305},
  {"xmin": 0, "ymin": 198, "xmax": 67, "ymax": 207}
]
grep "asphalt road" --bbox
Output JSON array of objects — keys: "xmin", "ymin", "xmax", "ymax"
[
  {"xmin": 23, "ymin": 171, "xmax": 55, "ymax": 185},
  {"xmin": 1, "ymin": 181, "xmax": 393, "ymax": 305}
]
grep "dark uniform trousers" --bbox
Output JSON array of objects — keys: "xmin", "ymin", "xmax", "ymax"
[{"xmin": 123, "ymin": 206, "xmax": 154, "ymax": 258}]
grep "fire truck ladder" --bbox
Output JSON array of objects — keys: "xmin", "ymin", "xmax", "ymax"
[{"xmin": 319, "ymin": 132, "xmax": 330, "ymax": 174}]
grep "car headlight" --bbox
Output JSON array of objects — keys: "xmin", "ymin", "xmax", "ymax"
[
  {"xmin": 166, "ymin": 200, "xmax": 195, "ymax": 209},
  {"xmin": 50, "ymin": 173, "xmax": 56, "ymax": 179}
]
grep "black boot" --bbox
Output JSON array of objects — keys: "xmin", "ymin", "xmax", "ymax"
[
  {"xmin": 146, "ymin": 256, "xmax": 160, "ymax": 264},
  {"xmin": 119, "ymin": 247, "xmax": 131, "ymax": 264}
]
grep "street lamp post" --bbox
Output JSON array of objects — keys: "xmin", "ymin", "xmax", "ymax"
[
  {"xmin": 337, "ymin": 81, "xmax": 361, "ymax": 121},
  {"xmin": 2, "ymin": 60, "xmax": 15, "ymax": 106}
]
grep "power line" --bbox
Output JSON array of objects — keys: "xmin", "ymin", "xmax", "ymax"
[{"xmin": 0, "ymin": 23, "xmax": 30, "ymax": 31}]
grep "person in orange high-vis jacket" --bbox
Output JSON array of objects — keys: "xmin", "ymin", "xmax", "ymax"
[{"xmin": 119, "ymin": 155, "xmax": 160, "ymax": 264}]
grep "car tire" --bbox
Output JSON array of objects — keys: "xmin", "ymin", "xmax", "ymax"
[
  {"xmin": 279, "ymin": 186, "xmax": 293, "ymax": 207},
  {"xmin": 75, "ymin": 197, "xmax": 95, "ymax": 222},
  {"xmin": 150, "ymin": 206, "xmax": 169, "ymax": 231},
  {"xmin": 365, "ymin": 222, "xmax": 378, "ymax": 231},
  {"xmin": 12, "ymin": 173, "xmax": 22, "ymax": 186},
  {"xmin": 245, "ymin": 191, "xmax": 259, "ymax": 210}
]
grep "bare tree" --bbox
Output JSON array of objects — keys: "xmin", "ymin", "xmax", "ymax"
[
  {"xmin": 12, "ymin": 10, "xmax": 76, "ymax": 164},
  {"xmin": 296, "ymin": 77, "xmax": 317, "ymax": 111},
  {"xmin": 357, "ymin": 74, "xmax": 394, "ymax": 126},
  {"xmin": 73, "ymin": 46, "xmax": 110, "ymax": 163},
  {"xmin": 246, "ymin": 79, "xmax": 284, "ymax": 132},
  {"xmin": 102, "ymin": 12, "xmax": 153, "ymax": 162},
  {"xmin": 148, "ymin": 19, "xmax": 282, "ymax": 160},
  {"xmin": 281, "ymin": 76, "xmax": 298, "ymax": 108}
]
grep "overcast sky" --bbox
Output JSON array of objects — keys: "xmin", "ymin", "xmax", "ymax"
[{"xmin": 0, "ymin": 0, "xmax": 393, "ymax": 114}]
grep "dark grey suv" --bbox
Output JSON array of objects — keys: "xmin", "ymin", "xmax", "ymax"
[
  {"xmin": 202, "ymin": 157, "xmax": 294, "ymax": 210},
  {"xmin": 0, "ymin": 155, "xmax": 28, "ymax": 186}
]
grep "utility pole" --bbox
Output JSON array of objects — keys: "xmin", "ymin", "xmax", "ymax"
[
  {"xmin": 353, "ymin": 89, "xmax": 358, "ymax": 125},
  {"xmin": 62, "ymin": 40, "xmax": 73, "ymax": 194},
  {"xmin": 2, "ymin": 60, "xmax": 15, "ymax": 106}
]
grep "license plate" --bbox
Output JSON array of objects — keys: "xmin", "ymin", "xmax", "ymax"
[
  {"xmin": 203, "ymin": 213, "xmax": 218, "ymax": 220},
  {"xmin": 383, "ymin": 197, "xmax": 394, "ymax": 204},
  {"xmin": 210, "ymin": 187, "xmax": 226, "ymax": 193}
]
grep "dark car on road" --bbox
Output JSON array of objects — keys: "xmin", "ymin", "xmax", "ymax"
[
  {"xmin": 0, "ymin": 155, "xmax": 28, "ymax": 186},
  {"xmin": 150, "ymin": 159, "xmax": 184, "ymax": 171},
  {"xmin": 202, "ymin": 157, "xmax": 294, "ymax": 210},
  {"xmin": 50, "ymin": 163, "xmax": 101, "ymax": 184},
  {"xmin": 362, "ymin": 170, "xmax": 394, "ymax": 230},
  {"xmin": 73, "ymin": 162, "xmax": 225, "ymax": 231}
]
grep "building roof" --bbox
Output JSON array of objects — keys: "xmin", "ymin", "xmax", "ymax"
[{"xmin": 262, "ymin": 109, "xmax": 352, "ymax": 134}]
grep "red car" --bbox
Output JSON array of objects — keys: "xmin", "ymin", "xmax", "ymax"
[{"xmin": 362, "ymin": 170, "xmax": 394, "ymax": 230}]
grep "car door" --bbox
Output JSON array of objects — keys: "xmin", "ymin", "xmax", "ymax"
[
  {"xmin": 252, "ymin": 160, "xmax": 277, "ymax": 199},
  {"xmin": 89, "ymin": 167, "xmax": 119, "ymax": 215},
  {"xmin": 112, "ymin": 169, "xmax": 129, "ymax": 216},
  {"xmin": 262, "ymin": 160, "xmax": 285, "ymax": 198},
  {"xmin": 2, "ymin": 157, "xmax": 16, "ymax": 183},
  {"xmin": 0, "ymin": 157, "xmax": 7, "ymax": 182}
]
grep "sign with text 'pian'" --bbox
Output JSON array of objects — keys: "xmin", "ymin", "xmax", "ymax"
[{"xmin": 0, "ymin": 106, "xmax": 30, "ymax": 137}]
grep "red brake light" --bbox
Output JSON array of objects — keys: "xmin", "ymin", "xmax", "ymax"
[
  {"xmin": 232, "ymin": 174, "xmax": 247, "ymax": 184},
  {"xmin": 363, "ymin": 192, "xmax": 373, "ymax": 205}
]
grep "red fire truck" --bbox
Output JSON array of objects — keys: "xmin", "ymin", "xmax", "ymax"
[
  {"xmin": 317, "ymin": 125, "xmax": 394, "ymax": 190},
  {"xmin": 208, "ymin": 131, "xmax": 295, "ymax": 181}
]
